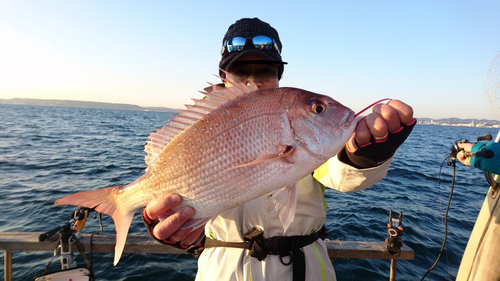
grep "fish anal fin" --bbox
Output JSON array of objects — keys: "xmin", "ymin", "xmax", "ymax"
[
  {"xmin": 180, "ymin": 217, "xmax": 210, "ymax": 231},
  {"xmin": 272, "ymin": 184, "xmax": 298, "ymax": 233}
]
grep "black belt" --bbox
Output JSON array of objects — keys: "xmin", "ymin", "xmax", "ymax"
[{"xmin": 205, "ymin": 227, "xmax": 321, "ymax": 281}]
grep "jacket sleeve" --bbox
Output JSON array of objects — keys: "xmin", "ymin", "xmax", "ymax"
[
  {"xmin": 470, "ymin": 142, "xmax": 500, "ymax": 175},
  {"xmin": 313, "ymin": 154, "xmax": 393, "ymax": 193}
]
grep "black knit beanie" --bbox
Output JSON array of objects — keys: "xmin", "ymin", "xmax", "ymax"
[{"xmin": 219, "ymin": 18, "xmax": 286, "ymax": 80}]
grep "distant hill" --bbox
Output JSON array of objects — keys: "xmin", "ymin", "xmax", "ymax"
[
  {"xmin": 417, "ymin": 117, "xmax": 500, "ymax": 127},
  {"xmin": 0, "ymin": 98, "xmax": 177, "ymax": 113}
]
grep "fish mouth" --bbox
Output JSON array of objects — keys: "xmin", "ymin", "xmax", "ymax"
[{"xmin": 341, "ymin": 110, "xmax": 356, "ymax": 131}]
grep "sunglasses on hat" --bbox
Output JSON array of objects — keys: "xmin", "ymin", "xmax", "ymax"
[{"xmin": 221, "ymin": 35, "xmax": 281, "ymax": 55}]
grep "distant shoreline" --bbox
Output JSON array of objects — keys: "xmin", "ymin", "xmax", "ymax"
[
  {"xmin": 0, "ymin": 98, "xmax": 177, "ymax": 113},
  {"xmin": 417, "ymin": 119, "xmax": 500, "ymax": 128},
  {"xmin": 1, "ymin": 98, "xmax": 499, "ymax": 128}
]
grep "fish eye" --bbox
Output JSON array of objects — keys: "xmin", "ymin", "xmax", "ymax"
[{"xmin": 311, "ymin": 102, "xmax": 327, "ymax": 114}]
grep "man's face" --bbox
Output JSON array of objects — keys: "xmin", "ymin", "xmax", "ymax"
[{"xmin": 225, "ymin": 55, "xmax": 279, "ymax": 89}]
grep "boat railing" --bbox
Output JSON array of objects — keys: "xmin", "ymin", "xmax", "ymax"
[{"xmin": 1, "ymin": 231, "xmax": 414, "ymax": 281}]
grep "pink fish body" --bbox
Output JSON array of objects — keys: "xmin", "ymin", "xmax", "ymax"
[{"xmin": 55, "ymin": 74, "xmax": 356, "ymax": 265}]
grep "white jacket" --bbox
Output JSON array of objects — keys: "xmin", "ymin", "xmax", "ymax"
[{"xmin": 195, "ymin": 155, "xmax": 392, "ymax": 281}]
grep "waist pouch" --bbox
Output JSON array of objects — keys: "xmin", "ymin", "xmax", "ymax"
[{"xmin": 205, "ymin": 227, "xmax": 322, "ymax": 281}]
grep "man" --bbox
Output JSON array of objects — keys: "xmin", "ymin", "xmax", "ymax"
[{"xmin": 143, "ymin": 18, "xmax": 415, "ymax": 280}]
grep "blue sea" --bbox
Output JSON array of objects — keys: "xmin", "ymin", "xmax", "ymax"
[{"xmin": 0, "ymin": 103, "xmax": 498, "ymax": 281}]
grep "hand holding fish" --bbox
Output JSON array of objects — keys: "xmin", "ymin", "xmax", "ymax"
[
  {"xmin": 143, "ymin": 195, "xmax": 205, "ymax": 246},
  {"xmin": 343, "ymin": 99, "xmax": 415, "ymax": 168}
]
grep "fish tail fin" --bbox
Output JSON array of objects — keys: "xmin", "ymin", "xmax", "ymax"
[
  {"xmin": 114, "ymin": 210, "xmax": 135, "ymax": 266},
  {"xmin": 55, "ymin": 185, "xmax": 134, "ymax": 265},
  {"xmin": 55, "ymin": 185, "xmax": 121, "ymax": 216}
]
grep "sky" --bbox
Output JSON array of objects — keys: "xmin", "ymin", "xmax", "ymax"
[{"xmin": 1, "ymin": 1, "xmax": 499, "ymax": 120}]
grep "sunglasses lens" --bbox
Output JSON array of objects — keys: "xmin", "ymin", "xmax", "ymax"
[
  {"xmin": 252, "ymin": 36, "xmax": 274, "ymax": 50},
  {"xmin": 226, "ymin": 37, "xmax": 246, "ymax": 52},
  {"xmin": 224, "ymin": 36, "xmax": 280, "ymax": 54}
]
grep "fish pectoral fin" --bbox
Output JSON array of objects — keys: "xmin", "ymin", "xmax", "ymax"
[
  {"xmin": 226, "ymin": 145, "xmax": 296, "ymax": 172},
  {"xmin": 272, "ymin": 184, "xmax": 298, "ymax": 233}
]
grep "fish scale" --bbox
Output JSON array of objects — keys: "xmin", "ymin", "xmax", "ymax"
[{"xmin": 55, "ymin": 73, "xmax": 356, "ymax": 265}]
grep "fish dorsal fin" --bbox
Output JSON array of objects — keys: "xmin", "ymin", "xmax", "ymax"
[
  {"xmin": 218, "ymin": 69, "xmax": 258, "ymax": 95},
  {"xmin": 144, "ymin": 71, "xmax": 258, "ymax": 171}
]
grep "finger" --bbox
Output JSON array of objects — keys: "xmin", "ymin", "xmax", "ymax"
[
  {"xmin": 152, "ymin": 206, "xmax": 194, "ymax": 240},
  {"xmin": 457, "ymin": 143, "xmax": 474, "ymax": 151},
  {"xmin": 350, "ymin": 119, "xmax": 371, "ymax": 151},
  {"xmin": 387, "ymin": 100, "xmax": 414, "ymax": 124},
  {"xmin": 457, "ymin": 151, "xmax": 472, "ymax": 166},
  {"xmin": 180, "ymin": 226, "xmax": 206, "ymax": 246},
  {"xmin": 464, "ymin": 157, "xmax": 471, "ymax": 166},
  {"xmin": 169, "ymin": 227, "xmax": 195, "ymax": 243},
  {"xmin": 372, "ymin": 104, "xmax": 401, "ymax": 133},
  {"xmin": 157, "ymin": 210, "xmax": 175, "ymax": 221},
  {"xmin": 457, "ymin": 151, "xmax": 466, "ymax": 163},
  {"xmin": 364, "ymin": 113, "xmax": 388, "ymax": 139},
  {"xmin": 146, "ymin": 195, "xmax": 182, "ymax": 220}
]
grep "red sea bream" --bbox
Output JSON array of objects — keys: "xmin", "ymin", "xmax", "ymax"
[{"xmin": 55, "ymin": 73, "xmax": 356, "ymax": 265}]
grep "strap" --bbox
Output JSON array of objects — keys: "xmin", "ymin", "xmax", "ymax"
[
  {"xmin": 73, "ymin": 237, "xmax": 92, "ymax": 269},
  {"xmin": 204, "ymin": 227, "xmax": 321, "ymax": 281},
  {"xmin": 205, "ymin": 239, "xmax": 250, "ymax": 249}
]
